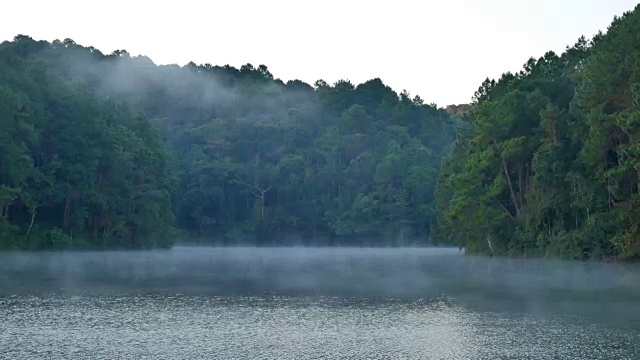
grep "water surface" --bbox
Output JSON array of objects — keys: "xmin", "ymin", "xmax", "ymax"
[{"xmin": 1, "ymin": 247, "xmax": 639, "ymax": 359}]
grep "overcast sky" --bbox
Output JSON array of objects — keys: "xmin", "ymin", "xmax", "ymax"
[{"xmin": 2, "ymin": 0, "xmax": 638, "ymax": 106}]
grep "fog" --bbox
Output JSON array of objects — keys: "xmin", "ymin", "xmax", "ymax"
[
  {"xmin": 42, "ymin": 40, "xmax": 321, "ymax": 127},
  {"xmin": 2, "ymin": 247, "xmax": 639, "ymax": 326}
]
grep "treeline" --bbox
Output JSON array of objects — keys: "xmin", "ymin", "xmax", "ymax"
[
  {"xmin": 0, "ymin": 35, "xmax": 456, "ymax": 249},
  {"xmin": 432, "ymin": 5, "xmax": 640, "ymax": 260},
  {"xmin": 0, "ymin": 40, "xmax": 175, "ymax": 249}
]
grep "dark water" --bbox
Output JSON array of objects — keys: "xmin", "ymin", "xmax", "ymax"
[{"xmin": 1, "ymin": 247, "xmax": 639, "ymax": 359}]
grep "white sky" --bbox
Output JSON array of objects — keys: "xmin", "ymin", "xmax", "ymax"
[{"xmin": 2, "ymin": 0, "xmax": 638, "ymax": 106}]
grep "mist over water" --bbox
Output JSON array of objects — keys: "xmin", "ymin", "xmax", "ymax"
[{"xmin": 1, "ymin": 247, "xmax": 640, "ymax": 359}]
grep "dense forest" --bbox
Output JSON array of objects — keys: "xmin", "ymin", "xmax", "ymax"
[
  {"xmin": 3, "ymin": 5, "xmax": 639, "ymax": 258},
  {"xmin": 0, "ymin": 35, "xmax": 456, "ymax": 249},
  {"xmin": 432, "ymin": 5, "xmax": 640, "ymax": 260}
]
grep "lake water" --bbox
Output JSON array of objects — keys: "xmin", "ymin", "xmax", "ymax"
[{"xmin": 0, "ymin": 247, "xmax": 639, "ymax": 359}]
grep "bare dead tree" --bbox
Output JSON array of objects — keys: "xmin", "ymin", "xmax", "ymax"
[
  {"xmin": 25, "ymin": 204, "xmax": 42, "ymax": 240},
  {"xmin": 230, "ymin": 178, "xmax": 272, "ymax": 220}
]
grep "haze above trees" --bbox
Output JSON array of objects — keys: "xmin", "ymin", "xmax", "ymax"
[
  {"xmin": 0, "ymin": 35, "xmax": 456, "ymax": 249},
  {"xmin": 2, "ymin": 4, "xmax": 640, "ymax": 261}
]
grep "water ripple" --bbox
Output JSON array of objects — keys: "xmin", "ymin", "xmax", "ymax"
[{"xmin": 1, "ymin": 294, "xmax": 638, "ymax": 359}]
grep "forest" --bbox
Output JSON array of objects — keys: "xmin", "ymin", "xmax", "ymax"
[
  {"xmin": 1, "ymin": 4, "xmax": 639, "ymax": 260},
  {"xmin": 0, "ymin": 34, "xmax": 456, "ymax": 249},
  {"xmin": 432, "ymin": 5, "xmax": 640, "ymax": 260}
]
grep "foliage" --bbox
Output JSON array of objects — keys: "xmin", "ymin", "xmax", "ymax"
[
  {"xmin": 0, "ymin": 35, "xmax": 457, "ymax": 248},
  {"xmin": 0, "ymin": 38, "xmax": 175, "ymax": 249},
  {"xmin": 432, "ymin": 5, "xmax": 640, "ymax": 260}
]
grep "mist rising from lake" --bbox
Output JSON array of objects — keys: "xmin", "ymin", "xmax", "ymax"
[{"xmin": 1, "ymin": 247, "xmax": 639, "ymax": 359}]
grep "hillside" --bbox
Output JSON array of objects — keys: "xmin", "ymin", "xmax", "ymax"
[
  {"xmin": 445, "ymin": 104, "xmax": 474, "ymax": 118},
  {"xmin": 432, "ymin": 4, "xmax": 640, "ymax": 260},
  {"xmin": 0, "ymin": 37, "xmax": 457, "ymax": 249}
]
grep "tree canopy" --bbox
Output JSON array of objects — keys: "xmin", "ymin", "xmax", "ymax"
[
  {"xmin": 0, "ymin": 35, "xmax": 457, "ymax": 249},
  {"xmin": 5, "ymin": 4, "xmax": 638, "ymax": 256},
  {"xmin": 432, "ymin": 4, "xmax": 640, "ymax": 260}
]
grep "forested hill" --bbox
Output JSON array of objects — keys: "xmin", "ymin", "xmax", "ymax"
[
  {"xmin": 0, "ymin": 35, "xmax": 457, "ymax": 249},
  {"xmin": 433, "ymin": 5, "xmax": 640, "ymax": 260}
]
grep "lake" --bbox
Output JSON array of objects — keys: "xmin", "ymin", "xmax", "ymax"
[{"xmin": 1, "ymin": 247, "xmax": 639, "ymax": 359}]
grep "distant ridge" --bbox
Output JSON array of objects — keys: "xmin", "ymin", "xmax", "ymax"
[{"xmin": 445, "ymin": 103, "xmax": 473, "ymax": 117}]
